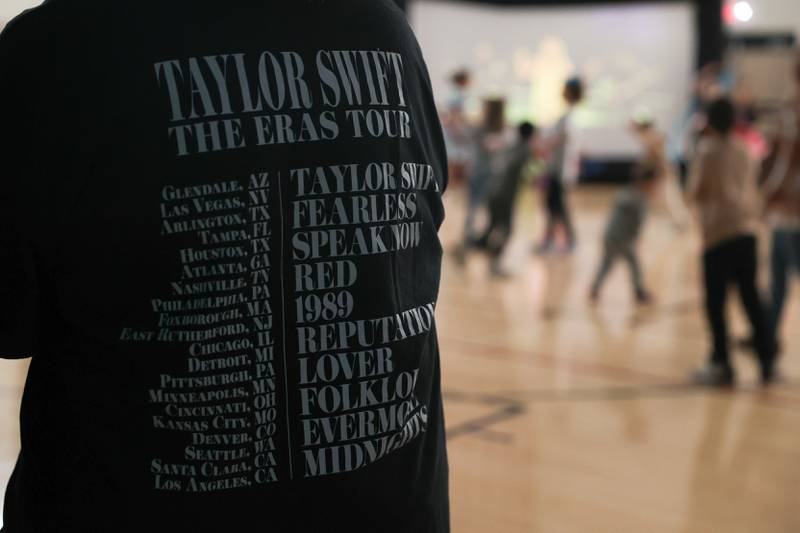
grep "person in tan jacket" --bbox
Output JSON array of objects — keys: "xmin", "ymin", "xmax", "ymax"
[{"xmin": 687, "ymin": 97, "xmax": 776, "ymax": 386}]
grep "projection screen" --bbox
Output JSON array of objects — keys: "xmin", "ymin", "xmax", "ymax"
[{"xmin": 410, "ymin": 1, "xmax": 696, "ymax": 158}]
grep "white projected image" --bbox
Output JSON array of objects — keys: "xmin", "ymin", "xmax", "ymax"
[{"xmin": 411, "ymin": 1, "xmax": 696, "ymax": 157}]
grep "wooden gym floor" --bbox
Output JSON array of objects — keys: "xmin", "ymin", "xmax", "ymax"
[{"xmin": 1, "ymin": 186, "xmax": 798, "ymax": 532}]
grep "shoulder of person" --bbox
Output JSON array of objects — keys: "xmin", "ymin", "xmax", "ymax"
[
  {"xmin": 1, "ymin": 0, "xmax": 77, "ymax": 34},
  {"xmin": 0, "ymin": 0, "xmax": 92, "ymax": 61},
  {"xmin": 334, "ymin": 0, "xmax": 417, "ymax": 44},
  {"xmin": 0, "ymin": 3, "xmax": 47, "ymax": 51},
  {"xmin": 352, "ymin": 0, "xmax": 409, "ymax": 19}
]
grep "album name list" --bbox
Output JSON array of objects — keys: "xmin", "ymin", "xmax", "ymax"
[{"xmin": 120, "ymin": 161, "xmax": 439, "ymax": 492}]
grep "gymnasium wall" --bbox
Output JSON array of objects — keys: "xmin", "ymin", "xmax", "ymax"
[{"xmin": 727, "ymin": 0, "xmax": 800, "ymax": 38}]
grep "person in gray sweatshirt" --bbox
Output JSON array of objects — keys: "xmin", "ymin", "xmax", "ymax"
[
  {"xmin": 590, "ymin": 119, "xmax": 665, "ymax": 304},
  {"xmin": 474, "ymin": 121, "xmax": 537, "ymax": 276}
]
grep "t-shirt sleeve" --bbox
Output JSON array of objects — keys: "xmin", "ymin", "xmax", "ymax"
[{"xmin": 0, "ymin": 17, "xmax": 40, "ymax": 359}]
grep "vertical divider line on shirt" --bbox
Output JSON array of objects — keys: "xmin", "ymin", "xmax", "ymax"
[{"xmin": 277, "ymin": 170, "xmax": 294, "ymax": 480}]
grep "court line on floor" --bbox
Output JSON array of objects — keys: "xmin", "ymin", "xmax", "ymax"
[
  {"xmin": 439, "ymin": 295, "xmax": 708, "ymax": 346},
  {"xmin": 441, "ymin": 335, "xmax": 682, "ymax": 383},
  {"xmin": 446, "ymin": 403, "xmax": 523, "ymax": 442},
  {"xmin": 444, "ymin": 380, "xmax": 800, "ymax": 443},
  {"xmin": 497, "ymin": 381, "xmax": 800, "ymax": 404},
  {"xmin": 627, "ymin": 298, "xmax": 700, "ymax": 327},
  {"xmin": 441, "ymin": 334, "xmax": 794, "ymax": 387}
]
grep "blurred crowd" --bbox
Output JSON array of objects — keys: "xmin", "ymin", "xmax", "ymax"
[{"xmin": 439, "ymin": 55, "xmax": 800, "ymax": 387}]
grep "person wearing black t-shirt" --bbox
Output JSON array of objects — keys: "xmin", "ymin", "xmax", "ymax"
[{"xmin": 0, "ymin": 1, "xmax": 449, "ymax": 531}]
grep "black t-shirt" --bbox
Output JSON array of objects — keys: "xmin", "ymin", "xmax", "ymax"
[{"xmin": 0, "ymin": 1, "xmax": 449, "ymax": 531}]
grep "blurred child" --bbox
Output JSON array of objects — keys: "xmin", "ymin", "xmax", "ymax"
[
  {"xmin": 687, "ymin": 97, "xmax": 776, "ymax": 386},
  {"xmin": 454, "ymin": 97, "xmax": 506, "ymax": 263},
  {"xmin": 536, "ymin": 77, "xmax": 584, "ymax": 253},
  {"xmin": 590, "ymin": 119, "xmax": 663, "ymax": 304},
  {"xmin": 443, "ymin": 69, "xmax": 473, "ymax": 186},
  {"xmin": 474, "ymin": 121, "xmax": 537, "ymax": 277}
]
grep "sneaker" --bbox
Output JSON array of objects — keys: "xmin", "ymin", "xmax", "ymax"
[
  {"xmin": 472, "ymin": 235, "xmax": 490, "ymax": 250},
  {"xmin": 451, "ymin": 246, "xmax": 467, "ymax": 267},
  {"xmin": 635, "ymin": 289, "xmax": 654, "ymax": 306},
  {"xmin": 761, "ymin": 366, "xmax": 780, "ymax": 386},
  {"xmin": 692, "ymin": 363, "xmax": 735, "ymax": 387},
  {"xmin": 589, "ymin": 288, "xmax": 600, "ymax": 305},
  {"xmin": 737, "ymin": 337, "xmax": 781, "ymax": 385},
  {"xmin": 759, "ymin": 354, "xmax": 780, "ymax": 386}
]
